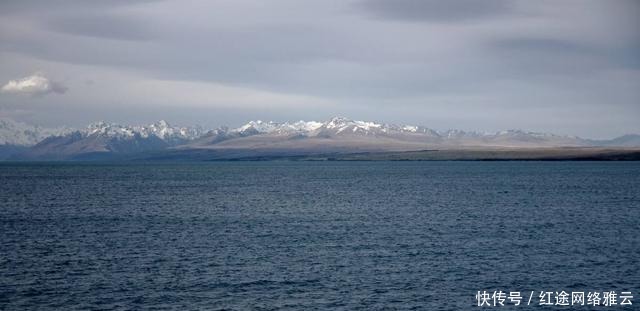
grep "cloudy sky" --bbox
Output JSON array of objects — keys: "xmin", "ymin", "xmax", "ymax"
[{"xmin": 0, "ymin": 0, "xmax": 638, "ymax": 138}]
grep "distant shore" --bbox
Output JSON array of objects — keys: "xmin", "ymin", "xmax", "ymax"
[
  {"xmin": 301, "ymin": 147, "xmax": 640, "ymax": 161},
  {"xmin": 5, "ymin": 146, "xmax": 636, "ymax": 162}
]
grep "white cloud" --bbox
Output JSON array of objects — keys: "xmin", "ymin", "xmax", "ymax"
[{"xmin": 1, "ymin": 73, "xmax": 67, "ymax": 96}]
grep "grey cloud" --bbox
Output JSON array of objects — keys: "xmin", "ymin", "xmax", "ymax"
[
  {"xmin": 45, "ymin": 14, "xmax": 154, "ymax": 41},
  {"xmin": 488, "ymin": 37, "xmax": 604, "ymax": 76},
  {"xmin": 0, "ymin": 0, "xmax": 160, "ymax": 16},
  {"xmin": 0, "ymin": 0, "xmax": 638, "ymax": 138},
  {"xmin": 357, "ymin": 0, "xmax": 514, "ymax": 22},
  {"xmin": 489, "ymin": 37, "xmax": 640, "ymax": 76},
  {"xmin": 492, "ymin": 38, "xmax": 589, "ymax": 55},
  {"xmin": 1, "ymin": 73, "xmax": 67, "ymax": 96},
  {"xmin": 1, "ymin": 0, "xmax": 636, "ymax": 97}
]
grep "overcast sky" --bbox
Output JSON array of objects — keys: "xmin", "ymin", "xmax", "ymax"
[{"xmin": 0, "ymin": 0, "xmax": 638, "ymax": 138}]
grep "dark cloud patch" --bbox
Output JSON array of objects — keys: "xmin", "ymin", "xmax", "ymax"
[
  {"xmin": 493, "ymin": 38, "xmax": 589, "ymax": 55},
  {"xmin": 487, "ymin": 37, "xmax": 605, "ymax": 77},
  {"xmin": 46, "ymin": 14, "xmax": 154, "ymax": 41},
  {"xmin": 0, "ymin": 0, "xmax": 160, "ymax": 16},
  {"xmin": 613, "ymin": 42, "xmax": 640, "ymax": 69},
  {"xmin": 358, "ymin": 0, "xmax": 514, "ymax": 22},
  {"xmin": 490, "ymin": 37, "xmax": 640, "ymax": 74}
]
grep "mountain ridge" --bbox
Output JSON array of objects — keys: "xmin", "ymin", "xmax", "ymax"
[{"xmin": 1, "ymin": 117, "xmax": 639, "ymax": 160}]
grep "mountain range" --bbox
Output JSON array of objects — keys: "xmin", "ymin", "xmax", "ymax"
[{"xmin": 1, "ymin": 117, "xmax": 639, "ymax": 160}]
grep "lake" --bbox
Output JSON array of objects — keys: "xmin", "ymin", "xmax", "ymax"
[{"xmin": 1, "ymin": 162, "xmax": 639, "ymax": 310}]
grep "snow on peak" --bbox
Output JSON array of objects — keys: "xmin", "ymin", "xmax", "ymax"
[
  {"xmin": 83, "ymin": 120, "xmax": 203, "ymax": 141},
  {"xmin": 233, "ymin": 117, "xmax": 420, "ymax": 136},
  {"xmin": 0, "ymin": 118, "xmax": 72, "ymax": 145},
  {"xmin": 325, "ymin": 116, "xmax": 354, "ymax": 128},
  {"xmin": 402, "ymin": 125, "xmax": 418, "ymax": 133},
  {"xmin": 85, "ymin": 121, "xmax": 135, "ymax": 138},
  {"xmin": 155, "ymin": 120, "xmax": 169, "ymax": 127},
  {"xmin": 236, "ymin": 120, "xmax": 280, "ymax": 133},
  {"xmin": 1, "ymin": 117, "xmax": 589, "ymax": 148},
  {"xmin": 287, "ymin": 120, "xmax": 324, "ymax": 132},
  {"xmin": 234, "ymin": 119, "xmax": 325, "ymax": 135}
]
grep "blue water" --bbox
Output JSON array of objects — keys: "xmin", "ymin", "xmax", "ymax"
[{"xmin": 1, "ymin": 162, "xmax": 639, "ymax": 310}]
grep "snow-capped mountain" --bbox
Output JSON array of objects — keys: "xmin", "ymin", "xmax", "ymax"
[
  {"xmin": 234, "ymin": 120, "xmax": 324, "ymax": 136},
  {"xmin": 229, "ymin": 117, "xmax": 439, "ymax": 137},
  {"xmin": 3, "ymin": 116, "xmax": 638, "ymax": 160},
  {"xmin": 209, "ymin": 117, "xmax": 588, "ymax": 148},
  {"xmin": 0, "ymin": 118, "xmax": 72, "ymax": 146},
  {"xmin": 83, "ymin": 120, "xmax": 204, "ymax": 142},
  {"xmin": 24, "ymin": 120, "xmax": 205, "ymax": 160}
]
